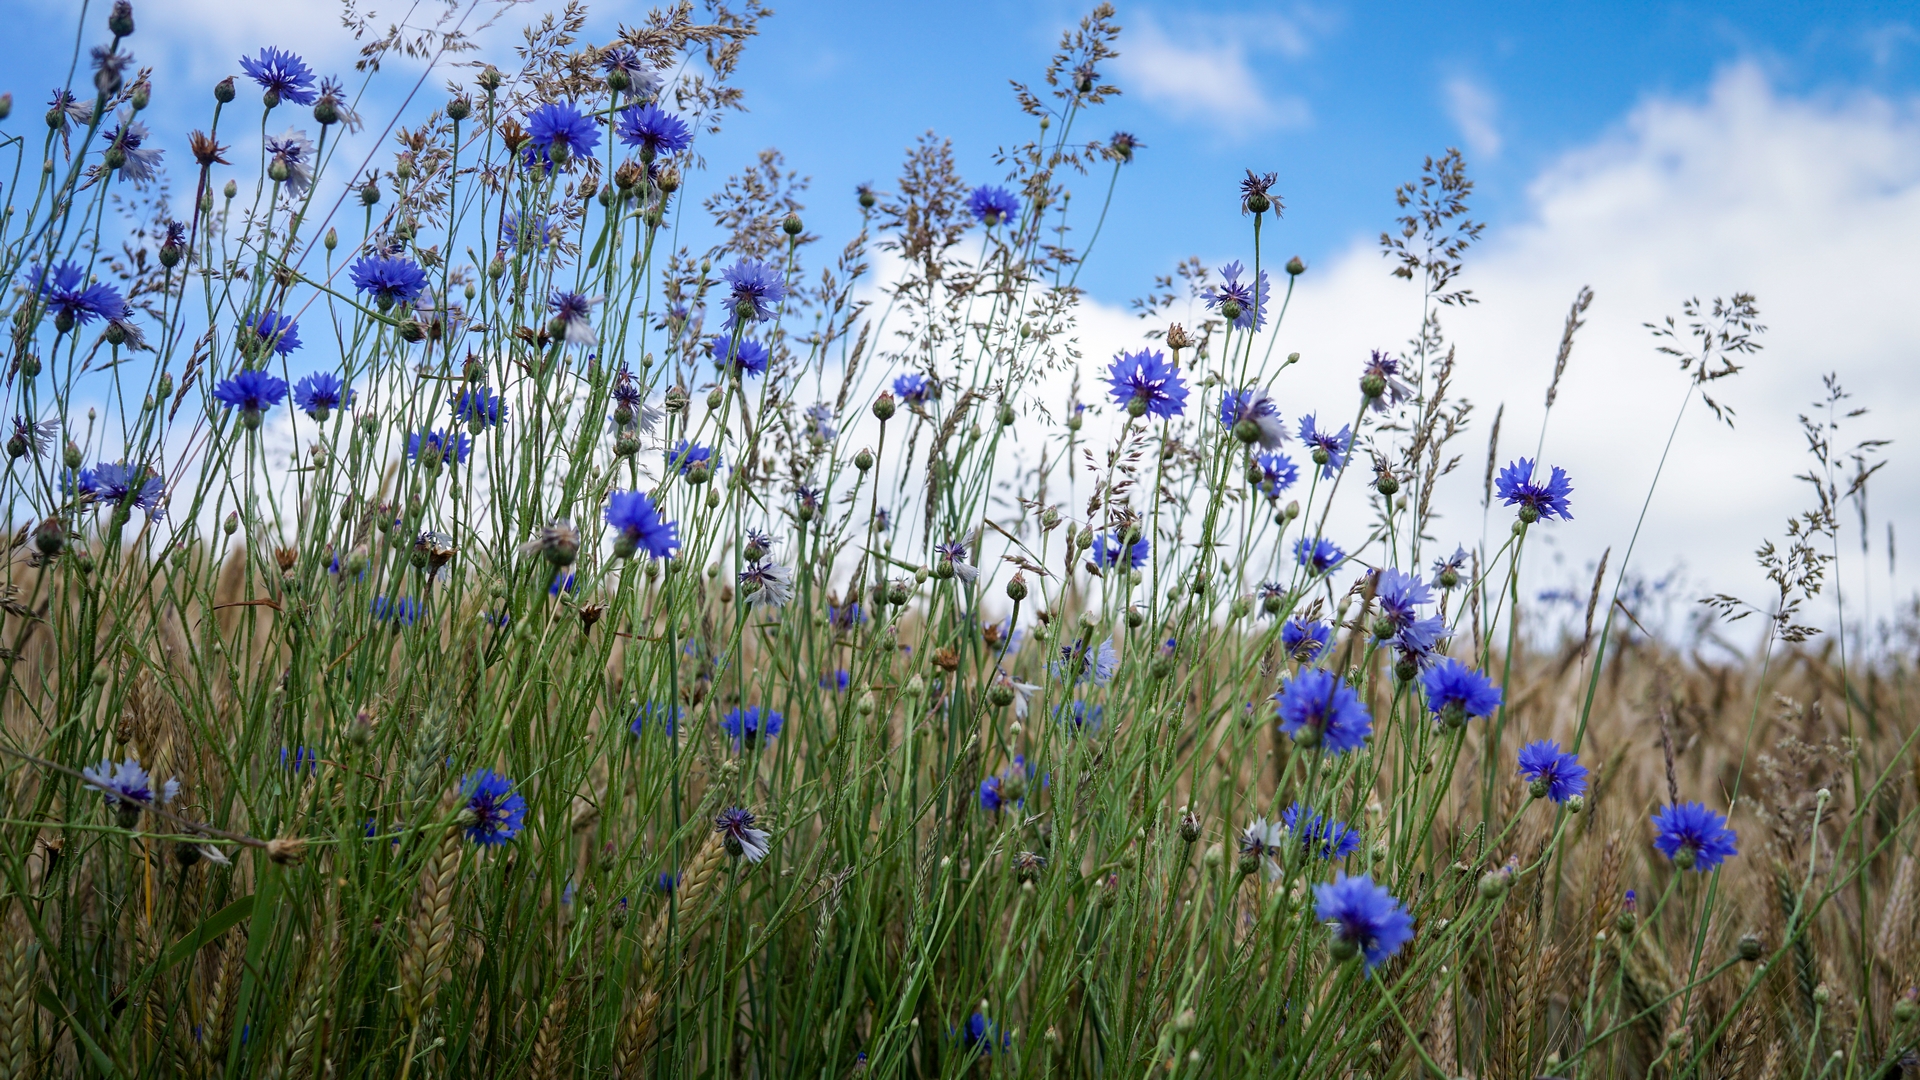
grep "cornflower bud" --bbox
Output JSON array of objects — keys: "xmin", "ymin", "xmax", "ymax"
[
  {"xmin": 871, "ymin": 392, "xmax": 897, "ymax": 421},
  {"xmin": 214, "ymin": 76, "xmax": 235, "ymax": 103}
]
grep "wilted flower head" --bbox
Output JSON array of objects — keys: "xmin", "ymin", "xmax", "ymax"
[
  {"xmin": 1220, "ymin": 387, "xmax": 1288, "ymax": 449},
  {"xmin": 1054, "ymin": 636, "xmax": 1119, "ymax": 686},
  {"xmin": 1108, "ymin": 131, "xmax": 1142, "ymax": 163},
  {"xmin": 461, "ymin": 770, "xmax": 527, "ymax": 845},
  {"xmin": 1431, "ymin": 545, "xmax": 1470, "ymax": 588},
  {"xmin": 1274, "ymin": 668, "xmax": 1372, "ymax": 753},
  {"xmin": 263, "ymin": 128, "xmax": 317, "ymax": 197},
  {"xmin": 99, "ymin": 112, "xmax": 163, "ymax": 185},
  {"xmin": 239, "ymin": 47, "xmax": 317, "ymax": 105},
  {"xmin": 600, "ymin": 45, "xmax": 663, "ymax": 99},
  {"xmin": 739, "ymin": 561, "xmax": 795, "ymax": 607},
  {"xmin": 716, "ymin": 807, "xmax": 771, "ymax": 862},
  {"xmin": 1240, "ymin": 169, "xmax": 1280, "ymax": 214},
  {"xmin": 547, "ymin": 290, "xmax": 598, "ymax": 346},
  {"xmin": 934, "ymin": 541, "xmax": 978, "ymax": 583},
  {"xmin": 10, "ymin": 416, "xmax": 58, "ymax": 459},
  {"xmin": 1360, "ymin": 350, "xmax": 1412, "ymax": 413}
]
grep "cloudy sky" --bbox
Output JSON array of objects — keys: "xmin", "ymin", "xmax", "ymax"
[{"xmin": 7, "ymin": 0, "xmax": 1919, "ymax": 649}]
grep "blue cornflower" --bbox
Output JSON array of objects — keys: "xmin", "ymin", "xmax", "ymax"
[
  {"xmin": 1274, "ymin": 668, "xmax": 1372, "ymax": 753},
  {"xmin": 1297, "ymin": 414, "xmax": 1352, "ymax": 477},
  {"xmin": 616, "ymin": 103, "xmax": 692, "ymax": 157},
  {"xmin": 601, "ymin": 45, "xmax": 662, "ymax": 98},
  {"xmin": 461, "ymin": 770, "xmax": 528, "ymax": 845},
  {"xmin": 1431, "ymin": 545, "xmax": 1470, "ymax": 589},
  {"xmin": 1374, "ymin": 569, "xmax": 1434, "ymax": 631},
  {"xmin": 1057, "ymin": 700, "xmax": 1104, "ymax": 734},
  {"xmin": 547, "ymin": 290, "xmax": 598, "ymax": 346},
  {"xmin": 82, "ymin": 756, "xmax": 179, "ymax": 811},
  {"xmin": 82, "ymin": 461, "xmax": 166, "ymax": 516},
  {"xmin": 371, "ymin": 596, "xmax": 422, "ymax": 625},
  {"xmin": 407, "ymin": 429, "xmax": 471, "ymax": 467},
  {"xmin": 656, "ymin": 873, "xmax": 680, "ymax": 894},
  {"xmin": 1494, "ymin": 458, "xmax": 1574, "ymax": 523},
  {"xmin": 666, "ymin": 440, "xmax": 718, "ymax": 476},
  {"xmin": 28, "ymin": 262, "xmax": 125, "ymax": 329},
  {"xmin": 349, "ymin": 255, "xmax": 429, "ymax": 309},
  {"xmin": 450, "ymin": 386, "xmax": 508, "ymax": 430},
  {"xmin": 1252, "ymin": 452, "xmax": 1299, "ymax": 500},
  {"xmin": 1294, "ymin": 537, "xmax": 1344, "ymax": 576},
  {"xmin": 1204, "ymin": 261, "xmax": 1270, "ymax": 331},
  {"xmin": 501, "ymin": 211, "xmax": 561, "ymax": 253},
  {"xmin": 828, "ymin": 601, "xmax": 866, "ymax": 630},
  {"xmin": 1392, "ymin": 614, "xmax": 1451, "ymax": 671},
  {"xmin": 1090, "ymin": 530, "xmax": 1150, "ymax": 571},
  {"xmin": 629, "ymin": 702, "xmax": 680, "ymax": 737},
  {"xmin": 238, "ymin": 47, "xmax": 318, "ymax": 105},
  {"xmin": 100, "ymin": 112, "xmax": 164, "ymax": 186},
  {"xmin": 892, "ymin": 372, "xmax": 933, "ymax": 404},
  {"xmin": 264, "ymin": 128, "xmax": 318, "ymax": 198},
  {"xmin": 1220, "ymin": 388, "xmax": 1289, "ymax": 449},
  {"xmin": 819, "ymin": 669, "xmax": 851, "ymax": 692},
  {"xmin": 1314, "ymin": 873, "xmax": 1415, "ymax": 972},
  {"xmin": 1421, "ymin": 658, "xmax": 1504, "ymax": 727},
  {"xmin": 548, "ymin": 572, "xmax": 576, "ymax": 597},
  {"xmin": 708, "ymin": 334, "xmax": 770, "ymax": 377},
  {"xmin": 721, "ymin": 259, "xmax": 785, "ymax": 327},
  {"xmin": 715, "ymin": 807, "xmax": 772, "ymax": 862},
  {"xmin": 523, "ymin": 102, "xmax": 600, "ymax": 171},
  {"xmin": 212, "ymin": 369, "xmax": 289, "ymax": 427},
  {"xmin": 1106, "ymin": 348, "xmax": 1188, "ymax": 419},
  {"xmin": 1361, "ymin": 350, "xmax": 1413, "ymax": 413},
  {"xmin": 250, "ymin": 311, "xmax": 302, "ymax": 357},
  {"xmin": 968, "ymin": 185, "xmax": 1020, "ymax": 226},
  {"xmin": 1281, "ymin": 618, "xmax": 1332, "ymax": 662},
  {"xmin": 280, "ymin": 746, "xmax": 320, "ymax": 776},
  {"xmin": 1281, "ymin": 802, "xmax": 1364, "ymax": 860},
  {"xmin": 961, "ymin": 1012, "xmax": 1010, "ymax": 1055},
  {"xmin": 1517, "ymin": 740, "xmax": 1588, "ymax": 803},
  {"xmin": 804, "ymin": 403, "xmax": 838, "ymax": 442},
  {"xmin": 1651, "ymin": 802, "xmax": 1739, "ymax": 872},
  {"xmin": 723, "ymin": 706, "xmax": 784, "ymax": 749},
  {"xmin": 604, "ymin": 490, "xmax": 681, "ymax": 559},
  {"xmin": 1054, "ymin": 637, "xmax": 1119, "ymax": 687},
  {"xmin": 293, "ymin": 372, "xmax": 352, "ymax": 420},
  {"xmin": 978, "ymin": 774, "xmax": 1005, "ymax": 811}
]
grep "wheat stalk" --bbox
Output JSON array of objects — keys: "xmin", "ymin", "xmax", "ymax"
[{"xmin": 400, "ymin": 816, "xmax": 465, "ymax": 1022}]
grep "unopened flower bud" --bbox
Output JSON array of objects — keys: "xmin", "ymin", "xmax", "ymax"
[
  {"xmin": 1006, "ymin": 573, "xmax": 1028, "ymax": 601},
  {"xmin": 446, "ymin": 95, "xmax": 471, "ymax": 121},
  {"xmin": 871, "ymin": 392, "xmax": 897, "ymax": 421},
  {"xmin": 853, "ymin": 448, "xmax": 874, "ymax": 472},
  {"xmin": 214, "ymin": 76, "xmax": 235, "ymax": 103},
  {"xmin": 1286, "ymin": 255, "xmax": 1306, "ymax": 276}
]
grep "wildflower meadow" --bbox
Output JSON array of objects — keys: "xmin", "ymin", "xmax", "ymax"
[{"xmin": 2, "ymin": 3, "xmax": 1917, "ymax": 1078}]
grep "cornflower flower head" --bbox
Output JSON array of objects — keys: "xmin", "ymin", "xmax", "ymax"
[
  {"xmin": 723, "ymin": 706, "xmax": 784, "ymax": 749},
  {"xmin": 1204, "ymin": 261, "xmax": 1270, "ymax": 330},
  {"xmin": 666, "ymin": 440, "xmax": 717, "ymax": 477},
  {"xmin": 1054, "ymin": 636, "xmax": 1119, "ymax": 687},
  {"xmin": 1252, "ymin": 452, "xmax": 1299, "ymax": 500},
  {"xmin": 934, "ymin": 541, "xmax": 978, "ymax": 583},
  {"xmin": 313, "ymin": 75, "xmax": 362, "ymax": 131},
  {"xmin": 1297, "ymin": 414, "xmax": 1353, "ymax": 477},
  {"xmin": 47, "ymin": 89, "xmax": 93, "ymax": 133},
  {"xmin": 1281, "ymin": 803, "xmax": 1364, "ymax": 860},
  {"xmin": 1220, "ymin": 387, "xmax": 1289, "ymax": 449},
  {"xmin": 238, "ymin": 46, "xmax": 317, "ymax": 106},
  {"xmin": 1360, "ymin": 350, "xmax": 1413, "ymax": 413},
  {"xmin": 92, "ymin": 46, "xmax": 134, "ymax": 97},
  {"xmin": 993, "ymin": 669, "xmax": 1040, "ymax": 717},
  {"xmin": 1494, "ymin": 458, "xmax": 1575, "ymax": 523},
  {"xmin": 978, "ymin": 774, "xmax": 1006, "ymax": 811},
  {"xmin": 263, "ymin": 128, "xmax": 317, "ymax": 197},
  {"xmin": 716, "ymin": 807, "xmax": 771, "ymax": 862},
  {"xmin": 1105, "ymin": 347, "xmax": 1188, "ymax": 419},
  {"xmin": 1281, "ymin": 618, "xmax": 1332, "ymax": 662},
  {"xmin": 1651, "ymin": 801, "xmax": 1739, "ymax": 871},
  {"xmin": 461, "ymin": 770, "xmax": 527, "ymax": 845},
  {"xmin": 82, "ymin": 461, "xmax": 165, "ymax": 516},
  {"xmin": 1314, "ymin": 874, "xmax": 1414, "ymax": 972},
  {"xmin": 1090, "ymin": 530, "xmax": 1150, "ymax": 571},
  {"xmin": 1294, "ymin": 536, "xmax": 1344, "ymax": 576},
  {"xmin": 1517, "ymin": 740, "xmax": 1589, "ymax": 803},
  {"xmin": 1392, "ymin": 614, "xmax": 1451, "ymax": 672},
  {"xmin": 28, "ymin": 262, "xmax": 124, "ymax": 330},
  {"xmin": 9, "ymin": 416, "xmax": 58, "ymax": 459},
  {"xmin": 523, "ymin": 102, "xmax": 599, "ymax": 172},
  {"xmin": 739, "ymin": 561, "xmax": 794, "ymax": 607},
  {"xmin": 212, "ymin": 368, "xmax": 289, "ymax": 428},
  {"xmin": 610, "ymin": 364, "xmax": 642, "ymax": 408},
  {"xmin": 1240, "ymin": 169, "xmax": 1280, "ymax": 214},
  {"xmin": 1431, "ymin": 544, "xmax": 1470, "ymax": 589},
  {"xmin": 250, "ymin": 311, "xmax": 302, "ymax": 357},
  {"xmin": 293, "ymin": 372, "xmax": 352, "ymax": 421},
  {"xmin": 962, "ymin": 1012, "xmax": 1010, "ymax": 1055},
  {"xmin": 1373, "ymin": 569, "xmax": 1435, "ymax": 633},
  {"xmin": 280, "ymin": 746, "xmax": 319, "ymax": 775},
  {"xmin": 708, "ymin": 334, "xmax": 770, "ymax": 376},
  {"xmin": 371, "ymin": 595, "xmax": 423, "ymax": 625},
  {"xmin": 100, "ymin": 112, "xmax": 162, "ymax": 185},
  {"xmin": 616, "ymin": 102, "xmax": 691, "ymax": 157},
  {"xmin": 349, "ymin": 254, "xmax": 428, "ymax": 309},
  {"xmin": 795, "ymin": 484, "xmax": 824, "ymax": 520},
  {"xmin": 1108, "ymin": 130, "xmax": 1142, "ymax": 162},
  {"xmin": 629, "ymin": 702, "xmax": 680, "ymax": 737},
  {"xmin": 721, "ymin": 259, "xmax": 785, "ymax": 327},
  {"xmin": 828, "ymin": 601, "xmax": 865, "ymax": 630},
  {"xmin": 820, "ymin": 669, "xmax": 851, "ymax": 692},
  {"xmin": 407, "ymin": 429, "xmax": 470, "ymax": 468},
  {"xmin": 547, "ymin": 290, "xmax": 598, "ymax": 346},
  {"xmin": 82, "ymin": 757, "xmax": 179, "ymax": 818},
  {"xmin": 600, "ymin": 45, "xmax": 663, "ymax": 99},
  {"xmin": 1421, "ymin": 658, "xmax": 1503, "ymax": 728},
  {"xmin": 1274, "ymin": 668, "xmax": 1372, "ymax": 753},
  {"xmin": 501, "ymin": 211, "xmax": 562, "ymax": 254},
  {"xmin": 1057, "ymin": 700, "xmax": 1104, "ymax": 735},
  {"xmin": 804, "ymin": 403, "xmax": 837, "ymax": 442},
  {"xmin": 968, "ymin": 184, "xmax": 1020, "ymax": 226},
  {"xmin": 451, "ymin": 386, "xmax": 508, "ymax": 431},
  {"xmin": 892, "ymin": 372, "xmax": 933, "ymax": 404},
  {"xmin": 604, "ymin": 490, "xmax": 680, "ymax": 559}
]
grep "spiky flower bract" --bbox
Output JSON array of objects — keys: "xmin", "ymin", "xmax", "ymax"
[
  {"xmin": 1517, "ymin": 741, "xmax": 1589, "ymax": 803},
  {"xmin": 1314, "ymin": 874, "xmax": 1414, "ymax": 972},
  {"xmin": 1652, "ymin": 801, "xmax": 1739, "ymax": 871},
  {"xmin": 461, "ymin": 770, "xmax": 527, "ymax": 845},
  {"xmin": 1106, "ymin": 348, "xmax": 1188, "ymax": 419},
  {"xmin": 1274, "ymin": 668, "xmax": 1372, "ymax": 753},
  {"xmin": 1495, "ymin": 458, "xmax": 1575, "ymax": 522}
]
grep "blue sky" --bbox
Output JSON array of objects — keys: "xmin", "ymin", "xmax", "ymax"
[{"xmin": 7, "ymin": 0, "xmax": 1920, "ymax": 643}]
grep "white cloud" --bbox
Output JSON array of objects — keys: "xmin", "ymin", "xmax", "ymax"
[
  {"xmin": 1068, "ymin": 64, "xmax": 1920, "ymax": 642},
  {"xmin": 1443, "ymin": 75, "xmax": 1502, "ymax": 159},
  {"xmin": 1112, "ymin": 11, "xmax": 1312, "ymax": 134}
]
